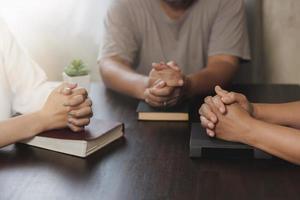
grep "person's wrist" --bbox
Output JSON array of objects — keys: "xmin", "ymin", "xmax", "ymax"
[
  {"xmin": 137, "ymin": 76, "xmax": 149, "ymax": 100},
  {"xmin": 35, "ymin": 110, "xmax": 51, "ymax": 133},
  {"xmin": 237, "ymin": 116, "xmax": 257, "ymax": 144}
]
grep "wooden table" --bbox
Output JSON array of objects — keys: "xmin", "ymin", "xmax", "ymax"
[{"xmin": 1, "ymin": 83, "xmax": 300, "ymax": 200}]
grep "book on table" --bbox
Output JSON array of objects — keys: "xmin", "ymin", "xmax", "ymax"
[
  {"xmin": 189, "ymin": 123, "xmax": 271, "ymax": 159},
  {"xmin": 20, "ymin": 118, "xmax": 124, "ymax": 158},
  {"xmin": 136, "ymin": 101, "xmax": 189, "ymax": 121}
]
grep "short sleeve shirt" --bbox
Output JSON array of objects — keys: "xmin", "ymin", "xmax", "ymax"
[{"xmin": 99, "ymin": 0, "xmax": 251, "ymax": 75}]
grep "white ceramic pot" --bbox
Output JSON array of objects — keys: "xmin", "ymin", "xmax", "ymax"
[{"xmin": 62, "ymin": 72, "xmax": 91, "ymax": 92}]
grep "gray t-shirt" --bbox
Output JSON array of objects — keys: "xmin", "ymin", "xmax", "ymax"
[{"xmin": 99, "ymin": 0, "xmax": 250, "ymax": 75}]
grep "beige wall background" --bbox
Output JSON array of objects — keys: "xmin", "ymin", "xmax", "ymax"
[
  {"xmin": 262, "ymin": 0, "xmax": 300, "ymax": 84},
  {"xmin": 0, "ymin": 0, "xmax": 110, "ymax": 81},
  {"xmin": 0, "ymin": 0, "xmax": 299, "ymax": 84}
]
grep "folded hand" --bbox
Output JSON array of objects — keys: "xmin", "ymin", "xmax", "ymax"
[
  {"xmin": 199, "ymin": 86, "xmax": 253, "ymax": 136},
  {"xmin": 199, "ymin": 86, "xmax": 254, "ymax": 142},
  {"xmin": 145, "ymin": 61, "xmax": 186, "ymax": 108},
  {"xmin": 202, "ymin": 101, "xmax": 253, "ymax": 142},
  {"xmin": 40, "ymin": 83, "xmax": 93, "ymax": 132}
]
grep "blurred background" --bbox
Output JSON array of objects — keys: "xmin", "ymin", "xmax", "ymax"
[{"xmin": 0, "ymin": 0, "xmax": 299, "ymax": 84}]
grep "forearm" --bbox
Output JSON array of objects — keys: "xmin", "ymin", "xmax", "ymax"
[
  {"xmin": 253, "ymin": 101, "xmax": 300, "ymax": 129},
  {"xmin": 0, "ymin": 112, "xmax": 46, "ymax": 148},
  {"xmin": 99, "ymin": 57, "xmax": 148, "ymax": 99},
  {"xmin": 186, "ymin": 62, "xmax": 238, "ymax": 97},
  {"xmin": 243, "ymin": 118, "xmax": 300, "ymax": 165}
]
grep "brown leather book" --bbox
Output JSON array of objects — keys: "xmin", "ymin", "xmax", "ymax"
[{"xmin": 21, "ymin": 118, "xmax": 124, "ymax": 157}]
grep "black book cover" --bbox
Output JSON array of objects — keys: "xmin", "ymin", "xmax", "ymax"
[{"xmin": 189, "ymin": 123, "xmax": 271, "ymax": 159}]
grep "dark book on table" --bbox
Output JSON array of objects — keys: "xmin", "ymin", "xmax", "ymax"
[
  {"xmin": 189, "ymin": 123, "xmax": 271, "ymax": 159},
  {"xmin": 21, "ymin": 118, "xmax": 124, "ymax": 158},
  {"xmin": 136, "ymin": 101, "xmax": 189, "ymax": 121}
]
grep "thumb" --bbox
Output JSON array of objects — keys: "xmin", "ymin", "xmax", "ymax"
[
  {"xmin": 154, "ymin": 80, "xmax": 166, "ymax": 89},
  {"xmin": 152, "ymin": 62, "xmax": 168, "ymax": 71},
  {"xmin": 215, "ymin": 85, "xmax": 235, "ymax": 104},
  {"xmin": 149, "ymin": 80, "xmax": 166, "ymax": 93},
  {"xmin": 60, "ymin": 82, "xmax": 77, "ymax": 95},
  {"xmin": 215, "ymin": 85, "xmax": 228, "ymax": 97},
  {"xmin": 167, "ymin": 61, "xmax": 181, "ymax": 72}
]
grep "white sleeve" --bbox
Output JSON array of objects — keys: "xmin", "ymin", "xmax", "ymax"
[{"xmin": 0, "ymin": 18, "xmax": 56, "ymax": 114}]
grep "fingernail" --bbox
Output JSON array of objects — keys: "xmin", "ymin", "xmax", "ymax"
[
  {"xmin": 64, "ymin": 88, "xmax": 71, "ymax": 93},
  {"xmin": 158, "ymin": 81, "xmax": 165, "ymax": 87}
]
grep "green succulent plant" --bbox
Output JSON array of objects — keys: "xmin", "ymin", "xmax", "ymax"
[{"xmin": 64, "ymin": 59, "xmax": 89, "ymax": 77}]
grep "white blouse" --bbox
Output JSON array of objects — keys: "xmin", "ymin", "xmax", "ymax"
[{"xmin": 0, "ymin": 17, "xmax": 54, "ymax": 121}]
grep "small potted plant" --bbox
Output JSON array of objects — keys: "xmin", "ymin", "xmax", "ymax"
[{"xmin": 63, "ymin": 59, "xmax": 90, "ymax": 91}]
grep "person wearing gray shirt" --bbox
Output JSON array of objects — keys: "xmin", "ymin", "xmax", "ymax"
[{"xmin": 98, "ymin": 0, "xmax": 250, "ymax": 108}]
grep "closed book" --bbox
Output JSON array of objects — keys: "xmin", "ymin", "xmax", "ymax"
[
  {"xmin": 136, "ymin": 101, "xmax": 189, "ymax": 121},
  {"xmin": 21, "ymin": 118, "xmax": 124, "ymax": 158},
  {"xmin": 189, "ymin": 123, "xmax": 271, "ymax": 159}
]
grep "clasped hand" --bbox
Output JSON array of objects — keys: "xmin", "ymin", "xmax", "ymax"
[
  {"xmin": 40, "ymin": 83, "xmax": 93, "ymax": 132},
  {"xmin": 144, "ymin": 61, "xmax": 186, "ymax": 108},
  {"xmin": 199, "ymin": 86, "xmax": 254, "ymax": 142}
]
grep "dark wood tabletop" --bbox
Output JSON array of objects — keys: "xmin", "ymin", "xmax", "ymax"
[{"xmin": 1, "ymin": 83, "xmax": 300, "ymax": 200}]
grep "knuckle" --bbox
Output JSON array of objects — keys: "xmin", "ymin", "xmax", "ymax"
[
  {"xmin": 79, "ymin": 88, "xmax": 87, "ymax": 94},
  {"xmin": 199, "ymin": 106, "xmax": 204, "ymax": 114},
  {"xmin": 79, "ymin": 95, "xmax": 85, "ymax": 102},
  {"xmin": 87, "ymin": 107, "xmax": 93, "ymax": 114},
  {"xmin": 72, "ymin": 120, "xmax": 80, "ymax": 126},
  {"xmin": 204, "ymin": 96, "xmax": 212, "ymax": 103},
  {"xmin": 229, "ymin": 92, "xmax": 236, "ymax": 99},
  {"xmin": 83, "ymin": 89, "xmax": 88, "ymax": 96},
  {"xmin": 80, "ymin": 118, "xmax": 90, "ymax": 126},
  {"xmin": 87, "ymin": 99, "xmax": 93, "ymax": 106},
  {"xmin": 241, "ymin": 94, "xmax": 247, "ymax": 100},
  {"xmin": 212, "ymin": 96, "xmax": 218, "ymax": 102},
  {"xmin": 200, "ymin": 120, "xmax": 208, "ymax": 128},
  {"xmin": 202, "ymin": 104, "xmax": 209, "ymax": 111}
]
